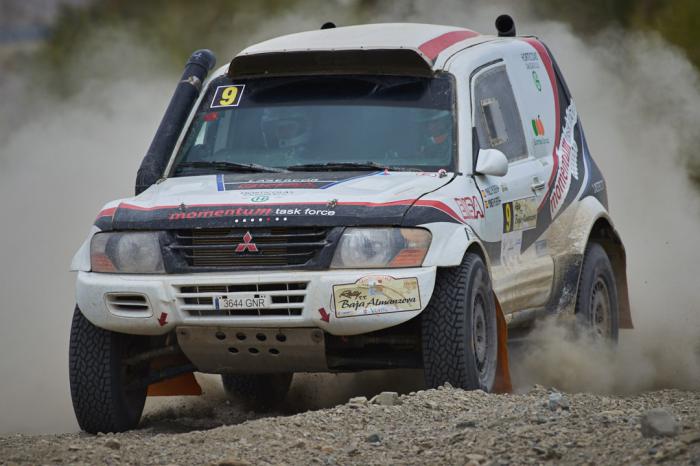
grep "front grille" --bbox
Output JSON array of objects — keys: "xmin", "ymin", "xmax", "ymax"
[
  {"xmin": 170, "ymin": 228, "xmax": 331, "ymax": 269},
  {"xmin": 175, "ymin": 282, "xmax": 308, "ymax": 317}
]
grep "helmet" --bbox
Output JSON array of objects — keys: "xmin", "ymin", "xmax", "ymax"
[
  {"xmin": 420, "ymin": 110, "xmax": 451, "ymax": 146},
  {"xmin": 261, "ymin": 107, "xmax": 312, "ymax": 151}
]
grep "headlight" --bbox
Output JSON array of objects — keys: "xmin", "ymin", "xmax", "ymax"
[
  {"xmin": 331, "ymin": 228, "xmax": 431, "ymax": 269},
  {"xmin": 90, "ymin": 232, "xmax": 164, "ymax": 273}
]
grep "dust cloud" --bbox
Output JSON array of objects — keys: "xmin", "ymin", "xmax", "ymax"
[{"xmin": 0, "ymin": 0, "xmax": 698, "ymax": 435}]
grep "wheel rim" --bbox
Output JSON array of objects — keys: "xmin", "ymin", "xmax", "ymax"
[
  {"xmin": 472, "ymin": 292, "xmax": 490, "ymax": 378},
  {"xmin": 589, "ymin": 276, "xmax": 611, "ymax": 337}
]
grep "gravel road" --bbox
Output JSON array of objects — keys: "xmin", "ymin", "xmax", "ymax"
[{"xmin": 2, "ymin": 382, "xmax": 698, "ymax": 465}]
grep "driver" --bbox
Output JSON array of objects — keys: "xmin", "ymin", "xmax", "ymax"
[
  {"xmin": 261, "ymin": 107, "xmax": 313, "ymax": 160},
  {"xmin": 419, "ymin": 110, "xmax": 452, "ymax": 159}
]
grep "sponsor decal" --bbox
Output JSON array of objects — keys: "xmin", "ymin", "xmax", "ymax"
[
  {"xmin": 318, "ymin": 307, "xmax": 330, "ymax": 323},
  {"xmin": 210, "ymin": 84, "xmax": 245, "ymax": 108},
  {"xmin": 240, "ymin": 190, "xmax": 294, "ymax": 198},
  {"xmin": 333, "ymin": 276, "xmax": 421, "ymax": 318},
  {"xmin": 532, "ymin": 70, "xmax": 542, "ymax": 92},
  {"xmin": 235, "ymin": 231, "xmax": 258, "ymax": 252},
  {"xmin": 481, "ymin": 185, "xmax": 500, "ymax": 197},
  {"xmin": 503, "ymin": 197, "xmax": 538, "ymax": 233},
  {"xmin": 455, "ymin": 196, "xmax": 484, "ymax": 220},
  {"xmin": 592, "ymin": 179, "xmax": 605, "ymax": 194},
  {"xmin": 500, "ymin": 231, "xmax": 523, "ymax": 267},
  {"xmin": 250, "ymin": 195, "xmax": 269, "ymax": 202},
  {"xmin": 157, "ymin": 312, "xmax": 168, "ymax": 326},
  {"xmin": 168, "ymin": 207, "xmax": 273, "ymax": 221},
  {"xmin": 531, "ymin": 116, "xmax": 545, "ymax": 136},
  {"xmin": 520, "ymin": 51, "xmax": 541, "ymax": 69},
  {"xmin": 549, "ymin": 102, "xmax": 580, "ymax": 218},
  {"xmin": 484, "ymin": 196, "xmax": 501, "ymax": 209}
]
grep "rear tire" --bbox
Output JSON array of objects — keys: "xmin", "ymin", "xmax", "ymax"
[
  {"xmin": 69, "ymin": 307, "xmax": 149, "ymax": 433},
  {"xmin": 221, "ymin": 373, "xmax": 293, "ymax": 409},
  {"xmin": 422, "ymin": 252, "xmax": 498, "ymax": 391},
  {"xmin": 575, "ymin": 242, "xmax": 619, "ymax": 341}
]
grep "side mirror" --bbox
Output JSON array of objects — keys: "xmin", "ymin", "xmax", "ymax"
[{"xmin": 475, "ymin": 148, "xmax": 508, "ymax": 177}]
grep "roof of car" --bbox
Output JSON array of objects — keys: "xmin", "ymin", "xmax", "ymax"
[{"xmin": 230, "ymin": 23, "xmax": 493, "ymax": 76}]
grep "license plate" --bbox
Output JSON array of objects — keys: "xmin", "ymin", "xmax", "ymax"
[{"xmin": 214, "ymin": 293, "xmax": 270, "ymax": 310}]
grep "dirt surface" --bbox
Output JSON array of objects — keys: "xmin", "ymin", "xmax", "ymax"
[{"xmin": 2, "ymin": 383, "xmax": 698, "ymax": 466}]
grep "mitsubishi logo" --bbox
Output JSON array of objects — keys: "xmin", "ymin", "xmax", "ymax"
[{"xmin": 235, "ymin": 231, "xmax": 258, "ymax": 253}]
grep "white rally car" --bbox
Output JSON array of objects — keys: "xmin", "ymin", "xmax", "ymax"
[{"xmin": 69, "ymin": 16, "xmax": 630, "ymax": 433}]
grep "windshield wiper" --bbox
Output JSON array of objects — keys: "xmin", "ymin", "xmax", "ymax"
[
  {"xmin": 286, "ymin": 162, "xmax": 419, "ymax": 172},
  {"xmin": 175, "ymin": 161, "xmax": 288, "ymax": 173}
]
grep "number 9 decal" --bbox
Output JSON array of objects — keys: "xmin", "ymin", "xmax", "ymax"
[
  {"xmin": 503, "ymin": 202, "xmax": 513, "ymax": 233},
  {"xmin": 210, "ymin": 84, "xmax": 245, "ymax": 108},
  {"xmin": 220, "ymin": 87, "xmax": 238, "ymax": 106}
]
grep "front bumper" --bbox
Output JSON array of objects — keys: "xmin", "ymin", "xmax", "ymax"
[{"xmin": 76, "ymin": 267, "xmax": 437, "ymax": 336}]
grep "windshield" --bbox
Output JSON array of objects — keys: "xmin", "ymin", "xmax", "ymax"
[{"xmin": 170, "ymin": 74, "xmax": 456, "ymax": 176}]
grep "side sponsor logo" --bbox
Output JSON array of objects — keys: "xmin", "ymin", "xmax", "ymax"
[
  {"xmin": 592, "ymin": 179, "xmax": 605, "ymax": 194},
  {"xmin": 531, "ymin": 116, "xmax": 545, "ymax": 136},
  {"xmin": 521, "ymin": 51, "xmax": 541, "ymax": 69},
  {"xmin": 332, "ymin": 276, "xmax": 421, "ymax": 318},
  {"xmin": 455, "ymin": 196, "xmax": 484, "ymax": 220},
  {"xmin": 549, "ymin": 102, "xmax": 580, "ymax": 218},
  {"xmin": 532, "ymin": 70, "xmax": 542, "ymax": 92},
  {"xmin": 503, "ymin": 197, "xmax": 538, "ymax": 233}
]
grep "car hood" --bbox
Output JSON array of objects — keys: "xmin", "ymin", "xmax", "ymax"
[{"xmin": 102, "ymin": 171, "xmax": 455, "ymax": 230}]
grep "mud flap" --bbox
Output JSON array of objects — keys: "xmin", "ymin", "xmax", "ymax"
[
  {"xmin": 146, "ymin": 353, "xmax": 202, "ymax": 397},
  {"xmin": 147, "ymin": 372, "xmax": 202, "ymax": 396},
  {"xmin": 492, "ymin": 294, "xmax": 512, "ymax": 393}
]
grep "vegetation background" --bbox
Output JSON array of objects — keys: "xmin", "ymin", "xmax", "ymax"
[{"xmin": 3, "ymin": 0, "xmax": 699, "ymax": 185}]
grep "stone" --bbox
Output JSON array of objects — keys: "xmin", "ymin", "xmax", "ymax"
[
  {"xmin": 548, "ymin": 392, "xmax": 570, "ymax": 411},
  {"xmin": 369, "ymin": 392, "xmax": 401, "ymax": 406},
  {"xmin": 465, "ymin": 453, "xmax": 487, "ymax": 463},
  {"xmin": 366, "ymin": 433, "xmax": 382, "ymax": 444},
  {"xmin": 216, "ymin": 459, "xmax": 252, "ymax": 466},
  {"xmin": 104, "ymin": 439, "xmax": 121, "ymax": 450},
  {"xmin": 640, "ymin": 408, "xmax": 679, "ymax": 438},
  {"xmin": 456, "ymin": 419, "xmax": 477, "ymax": 429},
  {"xmin": 349, "ymin": 396, "xmax": 368, "ymax": 405}
]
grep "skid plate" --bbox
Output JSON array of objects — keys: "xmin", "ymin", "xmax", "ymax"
[{"xmin": 176, "ymin": 326, "xmax": 327, "ymax": 374}]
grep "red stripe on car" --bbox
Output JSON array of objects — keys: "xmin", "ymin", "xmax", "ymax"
[{"xmin": 419, "ymin": 30, "xmax": 480, "ymax": 62}]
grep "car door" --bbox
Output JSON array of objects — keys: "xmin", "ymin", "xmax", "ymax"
[{"xmin": 470, "ymin": 60, "xmax": 553, "ymax": 314}]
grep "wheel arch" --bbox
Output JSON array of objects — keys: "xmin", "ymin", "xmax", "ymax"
[
  {"xmin": 545, "ymin": 196, "xmax": 631, "ymax": 329},
  {"xmin": 586, "ymin": 216, "xmax": 632, "ymax": 329}
]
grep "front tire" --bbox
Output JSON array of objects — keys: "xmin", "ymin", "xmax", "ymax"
[
  {"xmin": 575, "ymin": 242, "xmax": 619, "ymax": 340},
  {"xmin": 69, "ymin": 307, "xmax": 149, "ymax": 433},
  {"xmin": 221, "ymin": 373, "xmax": 293, "ymax": 409},
  {"xmin": 422, "ymin": 252, "xmax": 498, "ymax": 391}
]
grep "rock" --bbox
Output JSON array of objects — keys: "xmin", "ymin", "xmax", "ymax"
[
  {"xmin": 679, "ymin": 431, "xmax": 700, "ymax": 445},
  {"xmin": 455, "ymin": 419, "xmax": 477, "ymax": 429},
  {"xmin": 104, "ymin": 438, "xmax": 121, "ymax": 450},
  {"xmin": 348, "ymin": 396, "xmax": 368, "ymax": 405},
  {"xmin": 67, "ymin": 444, "xmax": 81, "ymax": 451},
  {"xmin": 640, "ymin": 408, "xmax": 679, "ymax": 438},
  {"xmin": 369, "ymin": 392, "xmax": 401, "ymax": 406},
  {"xmin": 548, "ymin": 392, "xmax": 570, "ymax": 411},
  {"xmin": 216, "ymin": 459, "xmax": 252, "ymax": 466},
  {"xmin": 465, "ymin": 453, "xmax": 487, "ymax": 463},
  {"xmin": 366, "ymin": 433, "xmax": 382, "ymax": 444}
]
